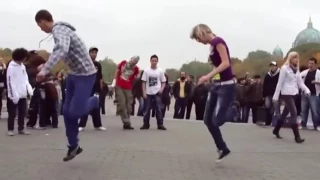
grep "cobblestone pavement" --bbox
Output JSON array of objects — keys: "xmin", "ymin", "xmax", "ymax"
[{"xmin": 0, "ymin": 99, "xmax": 319, "ymax": 180}]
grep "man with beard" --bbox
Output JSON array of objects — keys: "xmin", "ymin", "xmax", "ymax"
[
  {"xmin": 111, "ymin": 56, "xmax": 139, "ymax": 129},
  {"xmin": 78, "ymin": 47, "xmax": 106, "ymax": 132},
  {"xmin": 172, "ymin": 72, "xmax": 191, "ymax": 119},
  {"xmin": 263, "ymin": 61, "xmax": 280, "ymax": 126}
]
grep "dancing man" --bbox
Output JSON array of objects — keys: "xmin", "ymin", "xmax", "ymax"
[
  {"xmin": 111, "ymin": 56, "xmax": 139, "ymax": 129},
  {"xmin": 272, "ymin": 51, "xmax": 309, "ymax": 143},
  {"xmin": 190, "ymin": 24, "xmax": 236, "ymax": 162},
  {"xmin": 35, "ymin": 10, "xmax": 98, "ymax": 161}
]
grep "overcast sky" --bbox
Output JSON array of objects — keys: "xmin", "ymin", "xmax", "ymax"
[{"xmin": 1, "ymin": 0, "xmax": 320, "ymax": 69}]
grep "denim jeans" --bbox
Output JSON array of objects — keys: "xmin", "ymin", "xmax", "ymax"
[
  {"xmin": 137, "ymin": 97, "xmax": 145, "ymax": 116},
  {"xmin": 63, "ymin": 73, "xmax": 98, "ymax": 147},
  {"xmin": 204, "ymin": 83, "xmax": 236, "ymax": 151},
  {"xmin": 143, "ymin": 94, "xmax": 164, "ymax": 125},
  {"xmin": 265, "ymin": 96, "xmax": 281, "ymax": 115},
  {"xmin": 301, "ymin": 94, "xmax": 320, "ymax": 128}
]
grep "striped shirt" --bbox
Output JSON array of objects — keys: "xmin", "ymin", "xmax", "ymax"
[{"xmin": 40, "ymin": 21, "xmax": 97, "ymax": 76}]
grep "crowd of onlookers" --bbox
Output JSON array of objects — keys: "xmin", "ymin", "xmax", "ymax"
[{"xmin": 1, "ymin": 49, "xmax": 320, "ymax": 136}]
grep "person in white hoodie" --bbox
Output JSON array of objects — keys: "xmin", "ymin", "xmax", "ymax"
[
  {"xmin": 6, "ymin": 48, "xmax": 33, "ymax": 136},
  {"xmin": 272, "ymin": 51, "xmax": 310, "ymax": 143}
]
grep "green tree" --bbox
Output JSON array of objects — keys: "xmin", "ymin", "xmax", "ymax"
[
  {"xmin": 179, "ymin": 59, "xmax": 212, "ymax": 80},
  {"xmin": 165, "ymin": 68, "xmax": 180, "ymax": 82},
  {"xmin": 100, "ymin": 57, "xmax": 117, "ymax": 82}
]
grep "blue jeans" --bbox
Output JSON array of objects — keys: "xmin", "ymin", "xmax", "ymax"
[
  {"xmin": 137, "ymin": 97, "xmax": 145, "ymax": 116},
  {"xmin": 204, "ymin": 83, "xmax": 236, "ymax": 151},
  {"xmin": 143, "ymin": 94, "xmax": 164, "ymax": 125},
  {"xmin": 301, "ymin": 94, "xmax": 320, "ymax": 128},
  {"xmin": 63, "ymin": 73, "xmax": 98, "ymax": 147}
]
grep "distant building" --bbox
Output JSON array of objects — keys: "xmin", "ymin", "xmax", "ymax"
[
  {"xmin": 292, "ymin": 17, "xmax": 320, "ymax": 47},
  {"xmin": 272, "ymin": 45, "xmax": 283, "ymax": 60}
]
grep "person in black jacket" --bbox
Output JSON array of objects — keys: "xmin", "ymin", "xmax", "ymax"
[
  {"xmin": 262, "ymin": 61, "xmax": 280, "ymax": 126},
  {"xmin": 132, "ymin": 71, "xmax": 144, "ymax": 116},
  {"xmin": 0, "ymin": 56, "xmax": 6, "ymax": 118},
  {"xmin": 172, "ymin": 72, "xmax": 191, "ymax": 119},
  {"xmin": 193, "ymin": 83, "xmax": 208, "ymax": 120}
]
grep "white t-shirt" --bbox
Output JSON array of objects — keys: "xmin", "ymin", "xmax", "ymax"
[{"xmin": 141, "ymin": 67, "xmax": 166, "ymax": 95}]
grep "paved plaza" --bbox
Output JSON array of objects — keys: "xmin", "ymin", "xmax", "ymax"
[{"xmin": 0, "ymin": 99, "xmax": 319, "ymax": 180}]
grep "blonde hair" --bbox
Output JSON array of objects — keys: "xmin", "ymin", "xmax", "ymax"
[
  {"xmin": 190, "ymin": 24, "xmax": 215, "ymax": 39},
  {"xmin": 283, "ymin": 51, "xmax": 299, "ymax": 68}
]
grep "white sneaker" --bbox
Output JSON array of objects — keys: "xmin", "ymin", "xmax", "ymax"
[
  {"xmin": 7, "ymin": 131, "xmax": 15, "ymax": 136},
  {"xmin": 78, "ymin": 127, "xmax": 84, "ymax": 132},
  {"xmin": 96, "ymin": 126, "xmax": 106, "ymax": 131},
  {"xmin": 316, "ymin": 127, "xmax": 320, "ymax": 131}
]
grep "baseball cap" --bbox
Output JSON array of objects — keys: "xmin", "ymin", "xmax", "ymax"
[
  {"xmin": 269, "ymin": 61, "xmax": 277, "ymax": 66},
  {"xmin": 89, "ymin": 46, "xmax": 98, "ymax": 52}
]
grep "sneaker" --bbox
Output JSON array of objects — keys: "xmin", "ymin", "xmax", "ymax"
[
  {"xmin": 157, "ymin": 125, "xmax": 167, "ymax": 130},
  {"xmin": 216, "ymin": 149, "xmax": 231, "ymax": 163},
  {"xmin": 140, "ymin": 124, "xmax": 150, "ymax": 130},
  {"xmin": 35, "ymin": 126, "xmax": 46, "ymax": 130},
  {"xmin": 18, "ymin": 130, "xmax": 30, "ymax": 135},
  {"xmin": 78, "ymin": 127, "xmax": 84, "ymax": 132},
  {"xmin": 63, "ymin": 145, "xmax": 83, "ymax": 162},
  {"xmin": 7, "ymin": 131, "xmax": 15, "ymax": 136},
  {"xmin": 95, "ymin": 126, "xmax": 106, "ymax": 131},
  {"xmin": 123, "ymin": 123, "xmax": 134, "ymax": 130},
  {"xmin": 316, "ymin": 127, "xmax": 320, "ymax": 131}
]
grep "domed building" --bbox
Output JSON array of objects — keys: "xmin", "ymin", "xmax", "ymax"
[
  {"xmin": 272, "ymin": 45, "xmax": 283, "ymax": 59},
  {"xmin": 292, "ymin": 17, "xmax": 320, "ymax": 47}
]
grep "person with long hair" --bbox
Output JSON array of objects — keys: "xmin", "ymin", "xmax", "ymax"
[
  {"xmin": 272, "ymin": 51, "xmax": 309, "ymax": 143},
  {"xmin": 190, "ymin": 24, "xmax": 236, "ymax": 162}
]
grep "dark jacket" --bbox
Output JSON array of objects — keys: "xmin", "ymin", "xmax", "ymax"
[
  {"xmin": 0, "ymin": 68, "xmax": 6, "ymax": 89},
  {"xmin": 236, "ymin": 84, "xmax": 248, "ymax": 105},
  {"xmin": 162, "ymin": 83, "xmax": 171, "ymax": 106},
  {"xmin": 193, "ymin": 84, "xmax": 208, "ymax": 105},
  {"xmin": 172, "ymin": 79, "xmax": 191, "ymax": 99},
  {"xmin": 262, "ymin": 69, "xmax": 280, "ymax": 97},
  {"xmin": 247, "ymin": 82, "xmax": 263, "ymax": 103},
  {"xmin": 132, "ymin": 78, "xmax": 143, "ymax": 98}
]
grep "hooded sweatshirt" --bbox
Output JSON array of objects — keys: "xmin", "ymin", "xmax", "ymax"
[
  {"xmin": 40, "ymin": 22, "xmax": 97, "ymax": 76},
  {"xmin": 6, "ymin": 61, "xmax": 33, "ymax": 103},
  {"xmin": 262, "ymin": 68, "xmax": 280, "ymax": 97}
]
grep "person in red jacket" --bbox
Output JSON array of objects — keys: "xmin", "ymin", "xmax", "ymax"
[{"xmin": 111, "ymin": 56, "xmax": 139, "ymax": 129}]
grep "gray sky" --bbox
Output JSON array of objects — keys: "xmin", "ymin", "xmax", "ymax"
[{"xmin": 0, "ymin": 0, "xmax": 319, "ymax": 69}]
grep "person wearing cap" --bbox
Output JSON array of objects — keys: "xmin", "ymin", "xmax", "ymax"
[
  {"xmin": 78, "ymin": 47, "xmax": 106, "ymax": 132},
  {"xmin": 262, "ymin": 61, "xmax": 280, "ymax": 126},
  {"xmin": 111, "ymin": 56, "xmax": 139, "ymax": 129}
]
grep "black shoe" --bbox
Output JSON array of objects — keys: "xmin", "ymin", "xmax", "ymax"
[
  {"xmin": 216, "ymin": 149, "xmax": 231, "ymax": 163},
  {"xmin": 272, "ymin": 120, "xmax": 283, "ymax": 139},
  {"xmin": 140, "ymin": 124, "xmax": 150, "ymax": 130},
  {"xmin": 63, "ymin": 145, "xmax": 83, "ymax": 162},
  {"xmin": 157, "ymin": 125, "xmax": 167, "ymax": 130},
  {"xmin": 291, "ymin": 124, "xmax": 305, "ymax": 143},
  {"xmin": 123, "ymin": 124, "xmax": 134, "ymax": 130}
]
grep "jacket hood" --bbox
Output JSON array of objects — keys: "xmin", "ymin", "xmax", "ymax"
[
  {"xmin": 268, "ymin": 68, "xmax": 280, "ymax": 76},
  {"xmin": 53, "ymin": 21, "xmax": 76, "ymax": 31}
]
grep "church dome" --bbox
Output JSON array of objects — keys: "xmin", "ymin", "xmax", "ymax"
[
  {"xmin": 272, "ymin": 45, "xmax": 283, "ymax": 58},
  {"xmin": 293, "ymin": 17, "xmax": 320, "ymax": 47}
]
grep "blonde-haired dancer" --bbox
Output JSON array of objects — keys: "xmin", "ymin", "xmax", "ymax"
[
  {"xmin": 190, "ymin": 24, "xmax": 235, "ymax": 162},
  {"xmin": 272, "ymin": 51, "xmax": 309, "ymax": 143}
]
